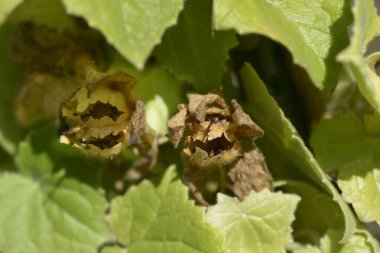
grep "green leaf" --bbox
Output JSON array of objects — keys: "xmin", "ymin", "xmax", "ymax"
[
  {"xmin": 15, "ymin": 137, "xmax": 54, "ymax": 178},
  {"xmin": 293, "ymin": 228, "xmax": 379, "ymax": 253},
  {"xmin": 214, "ymin": 0, "xmax": 352, "ymax": 90},
  {"xmin": 283, "ymin": 181, "xmax": 344, "ymax": 244},
  {"xmin": 8, "ymin": 0, "xmax": 78, "ymax": 32},
  {"xmin": 0, "ymin": 124, "xmax": 110, "ymax": 252},
  {"xmin": 61, "ymin": 0, "xmax": 184, "ymax": 69},
  {"xmin": 293, "ymin": 246, "xmax": 321, "ymax": 253},
  {"xmin": 0, "ymin": 0, "xmax": 23, "ymax": 25},
  {"xmin": 154, "ymin": 0, "xmax": 237, "ymax": 92},
  {"xmin": 320, "ymin": 229, "xmax": 380, "ymax": 253},
  {"xmin": 311, "ymin": 114, "xmax": 380, "ymax": 224},
  {"xmin": 239, "ymin": 64, "xmax": 356, "ymax": 242},
  {"xmin": 100, "ymin": 245, "xmax": 127, "ymax": 253},
  {"xmin": 108, "ymin": 52, "xmax": 186, "ymax": 136},
  {"xmin": 337, "ymin": 0, "xmax": 380, "ymax": 113},
  {"xmin": 16, "ymin": 121, "xmax": 112, "ymax": 189},
  {"xmin": 0, "ymin": 24, "xmax": 24, "ymax": 154},
  {"xmin": 206, "ymin": 190, "xmax": 300, "ymax": 253},
  {"xmin": 107, "ymin": 166, "xmax": 226, "ymax": 253},
  {"xmin": 0, "ymin": 173, "xmax": 108, "ymax": 253}
]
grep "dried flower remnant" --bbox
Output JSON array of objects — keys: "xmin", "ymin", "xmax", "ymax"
[
  {"xmin": 167, "ymin": 93, "xmax": 273, "ymax": 204},
  {"xmin": 11, "ymin": 22, "xmax": 106, "ymax": 127},
  {"xmin": 11, "ymin": 22, "xmax": 106, "ymax": 72},
  {"xmin": 60, "ymin": 68, "xmax": 155, "ymax": 162}
]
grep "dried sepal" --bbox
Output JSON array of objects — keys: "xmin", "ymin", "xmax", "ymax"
[
  {"xmin": 228, "ymin": 144, "xmax": 272, "ymax": 199},
  {"xmin": 60, "ymin": 68, "xmax": 145, "ymax": 158},
  {"xmin": 231, "ymin": 99, "xmax": 264, "ymax": 139},
  {"xmin": 167, "ymin": 93, "xmax": 273, "ymax": 204},
  {"xmin": 167, "ymin": 104, "xmax": 187, "ymax": 147}
]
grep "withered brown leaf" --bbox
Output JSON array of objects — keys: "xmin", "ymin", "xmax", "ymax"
[{"xmin": 167, "ymin": 93, "xmax": 273, "ymax": 204}]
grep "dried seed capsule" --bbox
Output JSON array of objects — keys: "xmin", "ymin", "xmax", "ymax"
[
  {"xmin": 60, "ymin": 68, "xmax": 149, "ymax": 158},
  {"xmin": 167, "ymin": 93, "xmax": 273, "ymax": 204},
  {"xmin": 12, "ymin": 23, "xmax": 106, "ymax": 127}
]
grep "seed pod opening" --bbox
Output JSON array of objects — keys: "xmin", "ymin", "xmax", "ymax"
[
  {"xmin": 60, "ymin": 69, "xmax": 148, "ymax": 158},
  {"xmin": 167, "ymin": 93, "xmax": 273, "ymax": 204}
]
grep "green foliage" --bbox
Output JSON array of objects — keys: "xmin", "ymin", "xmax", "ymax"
[
  {"xmin": 61, "ymin": 0, "xmax": 184, "ymax": 69},
  {"xmin": 206, "ymin": 190, "xmax": 300, "ymax": 253},
  {"xmin": 0, "ymin": 133, "xmax": 109, "ymax": 253},
  {"xmin": 154, "ymin": 0, "xmax": 237, "ymax": 92},
  {"xmin": 311, "ymin": 114, "xmax": 380, "ymax": 224},
  {"xmin": 107, "ymin": 166, "xmax": 226, "ymax": 253},
  {"xmin": 239, "ymin": 65, "xmax": 356, "ymax": 242},
  {"xmin": 294, "ymin": 228, "xmax": 379, "ymax": 253},
  {"xmin": 1, "ymin": 0, "xmax": 380, "ymax": 252},
  {"xmin": 213, "ymin": 0, "xmax": 352, "ymax": 90},
  {"xmin": 0, "ymin": 0, "xmax": 23, "ymax": 25},
  {"xmin": 337, "ymin": 0, "xmax": 380, "ymax": 113},
  {"xmin": 283, "ymin": 181, "xmax": 344, "ymax": 244},
  {"xmin": 8, "ymin": 0, "xmax": 78, "ymax": 32}
]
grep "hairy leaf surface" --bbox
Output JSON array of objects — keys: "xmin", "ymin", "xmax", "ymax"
[
  {"xmin": 214, "ymin": 0, "xmax": 351, "ymax": 90},
  {"xmin": 107, "ymin": 166, "xmax": 226, "ymax": 253}
]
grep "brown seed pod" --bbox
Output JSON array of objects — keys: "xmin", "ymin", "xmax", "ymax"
[
  {"xmin": 167, "ymin": 93, "xmax": 273, "ymax": 204},
  {"xmin": 60, "ymin": 68, "xmax": 150, "ymax": 158}
]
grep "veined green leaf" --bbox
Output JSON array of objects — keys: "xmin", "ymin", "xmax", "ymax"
[
  {"xmin": 107, "ymin": 166, "xmax": 226, "ymax": 253},
  {"xmin": 154, "ymin": 0, "xmax": 237, "ymax": 92},
  {"xmin": 311, "ymin": 114, "xmax": 380, "ymax": 225},
  {"xmin": 0, "ymin": 0, "xmax": 24, "ymax": 25},
  {"xmin": 17, "ymin": 121, "xmax": 111, "ymax": 188},
  {"xmin": 0, "ymin": 173, "xmax": 108, "ymax": 253},
  {"xmin": 0, "ymin": 124, "xmax": 109, "ymax": 253},
  {"xmin": 206, "ymin": 190, "xmax": 300, "ymax": 253},
  {"xmin": 283, "ymin": 181, "xmax": 343, "ymax": 244},
  {"xmin": 62, "ymin": 0, "xmax": 184, "ymax": 69},
  {"xmin": 320, "ymin": 228, "xmax": 379, "ymax": 253},
  {"xmin": 214, "ymin": 0, "xmax": 352, "ymax": 90},
  {"xmin": 239, "ymin": 64, "xmax": 355, "ymax": 242},
  {"xmin": 293, "ymin": 228, "xmax": 379, "ymax": 253},
  {"xmin": 337, "ymin": 0, "xmax": 380, "ymax": 113}
]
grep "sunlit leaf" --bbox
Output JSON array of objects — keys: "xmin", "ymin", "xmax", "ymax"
[
  {"xmin": 311, "ymin": 114, "xmax": 380, "ymax": 224},
  {"xmin": 239, "ymin": 64, "xmax": 356, "ymax": 242},
  {"xmin": 107, "ymin": 166, "xmax": 226, "ymax": 253},
  {"xmin": 155, "ymin": 0, "xmax": 237, "ymax": 92},
  {"xmin": 62, "ymin": 0, "xmax": 184, "ymax": 69},
  {"xmin": 206, "ymin": 190, "xmax": 300, "ymax": 253},
  {"xmin": 337, "ymin": 0, "xmax": 380, "ymax": 113},
  {"xmin": 214, "ymin": 0, "xmax": 352, "ymax": 90}
]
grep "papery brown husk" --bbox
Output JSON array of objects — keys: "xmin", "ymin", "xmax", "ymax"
[
  {"xmin": 60, "ymin": 69, "xmax": 151, "ymax": 158},
  {"xmin": 167, "ymin": 93, "xmax": 273, "ymax": 204}
]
